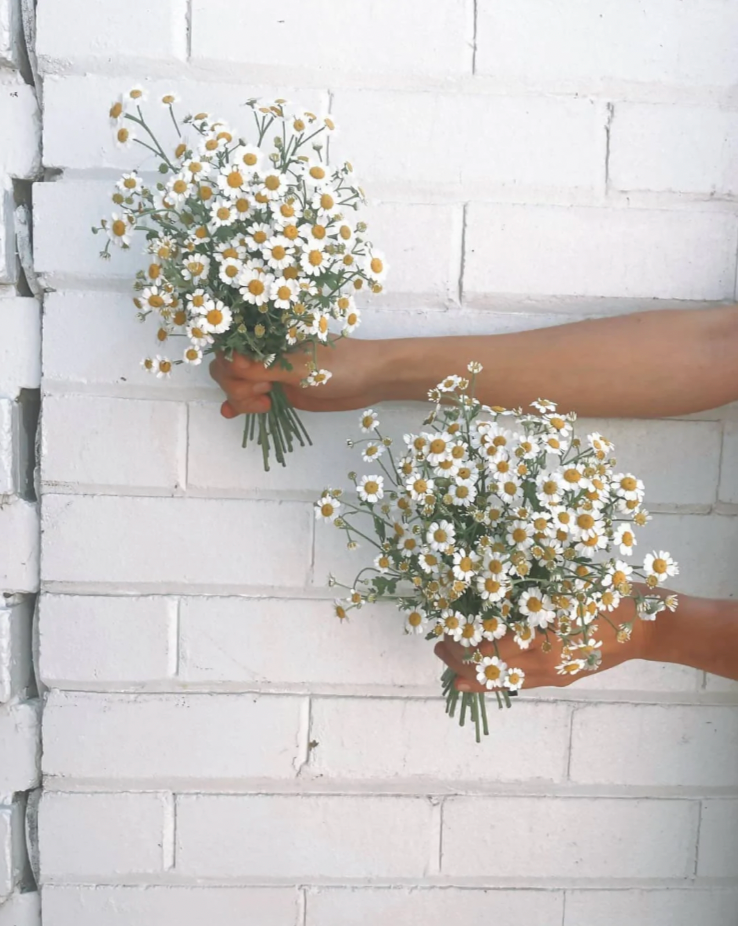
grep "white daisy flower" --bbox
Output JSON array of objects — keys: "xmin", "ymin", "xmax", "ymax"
[
  {"xmin": 504, "ymin": 667, "xmax": 525, "ymax": 691},
  {"xmin": 437, "ymin": 374, "xmax": 463, "ymax": 393},
  {"xmin": 613, "ymin": 473, "xmax": 645, "ymax": 502},
  {"xmin": 511, "ymin": 625, "xmax": 535, "ymax": 650},
  {"xmin": 419, "ymin": 550, "xmax": 442, "ymax": 574},
  {"xmin": 262, "ymin": 235, "xmax": 294, "ymax": 271},
  {"xmin": 218, "ymin": 257, "xmax": 243, "ymax": 286},
  {"xmin": 570, "ymin": 509, "xmax": 603, "ymax": 542},
  {"xmin": 311, "ymin": 186, "xmax": 339, "ymax": 218},
  {"xmin": 239, "ymin": 269, "xmax": 274, "ymax": 307},
  {"xmin": 507, "ymin": 519, "xmax": 534, "ymax": 551},
  {"xmin": 199, "ymin": 300, "xmax": 232, "ymax": 334},
  {"xmin": 536, "ymin": 472, "xmax": 564, "ymax": 506},
  {"xmin": 210, "ymin": 201, "xmax": 237, "ymax": 228},
  {"xmin": 305, "ymin": 369, "xmax": 332, "ymax": 386},
  {"xmin": 426, "ymin": 520, "xmax": 455, "ymax": 553},
  {"xmin": 364, "ymin": 249, "xmax": 388, "ymax": 283},
  {"xmin": 481, "ymin": 614, "xmax": 508, "ymax": 640},
  {"xmin": 613, "ymin": 523, "xmax": 638, "ymax": 556},
  {"xmin": 183, "ymin": 345, "xmax": 203, "ymax": 365},
  {"xmin": 300, "ymin": 311, "xmax": 331, "ymax": 342},
  {"xmin": 559, "ymin": 463, "xmax": 592, "ymax": 493},
  {"xmin": 359, "ymin": 410, "xmax": 379, "ymax": 433},
  {"xmin": 545, "ymin": 413, "xmax": 574, "ymax": 440},
  {"xmin": 154, "ymin": 355, "xmax": 172, "ymax": 379},
  {"xmin": 271, "ymin": 199, "xmax": 304, "ymax": 227},
  {"xmin": 476, "ymin": 656, "xmax": 508, "ymax": 690},
  {"xmin": 126, "ymin": 85, "xmax": 147, "ymax": 103},
  {"xmin": 106, "ymin": 212, "xmax": 133, "ymax": 247},
  {"xmin": 256, "ymin": 170, "xmax": 289, "ymax": 200},
  {"xmin": 426, "ymin": 432, "xmax": 453, "ymax": 466},
  {"xmin": 116, "ymin": 172, "xmax": 142, "ymax": 194},
  {"xmin": 303, "ymin": 161, "xmax": 330, "ymax": 187},
  {"xmin": 271, "ymin": 277, "xmax": 299, "ymax": 309},
  {"xmin": 557, "ymin": 659, "xmax": 586, "ymax": 677},
  {"xmin": 160, "ymin": 92, "xmax": 179, "ymax": 107},
  {"xmin": 456, "ymin": 616, "xmax": 484, "ymax": 648},
  {"xmin": 361, "ymin": 442, "xmax": 385, "ymax": 464},
  {"xmin": 343, "ymin": 306, "xmax": 361, "ymax": 334},
  {"xmin": 518, "ymin": 589, "xmax": 556, "ymax": 629},
  {"xmin": 541, "ymin": 433, "xmax": 567, "ymax": 456},
  {"xmin": 452, "ymin": 549, "xmax": 480, "ymax": 582},
  {"xmin": 181, "ymin": 255, "xmax": 211, "ymax": 283},
  {"xmin": 374, "ymin": 552, "xmax": 393, "ymax": 573},
  {"xmin": 231, "ymin": 143, "xmax": 263, "ymax": 173},
  {"xmin": 315, "ymin": 494, "xmax": 341, "ymax": 522},
  {"xmin": 301, "ymin": 246, "xmax": 330, "ymax": 277},
  {"xmin": 357, "ymin": 475, "xmax": 384, "ymax": 504},
  {"xmin": 643, "ymin": 550, "xmax": 679, "ymax": 583},
  {"xmin": 244, "ymin": 222, "xmax": 272, "ymax": 251},
  {"xmin": 588, "ymin": 431, "xmax": 614, "ymax": 457},
  {"xmin": 449, "ymin": 479, "xmax": 477, "ymax": 507},
  {"xmin": 140, "ymin": 285, "xmax": 171, "ymax": 311},
  {"xmin": 497, "ymin": 476, "xmax": 523, "ymax": 504},
  {"xmin": 166, "ymin": 174, "xmax": 193, "ymax": 206},
  {"xmin": 217, "ymin": 163, "xmax": 250, "ymax": 197},
  {"xmin": 467, "ymin": 360, "xmax": 483, "ymax": 374},
  {"xmin": 186, "ymin": 321, "xmax": 213, "ymax": 347},
  {"xmin": 406, "ymin": 473, "xmax": 435, "ymax": 501},
  {"xmin": 403, "ymin": 606, "xmax": 428, "ymax": 635},
  {"xmin": 398, "ymin": 534, "xmax": 420, "ymax": 558}
]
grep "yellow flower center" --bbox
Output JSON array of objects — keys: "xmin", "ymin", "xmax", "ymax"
[
  {"xmin": 186, "ymin": 348, "xmax": 199, "ymax": 361},
  {"xmin": 206, "ymin": 308, "xmax": 223, "ymax": 326},
  {"xmin": 217, "ymin": 207, "xmax": 231, "ymax": 220},
  {"xmin": 277, "ymin": 286, "xmax": 292, "ymax": 301},
  {"xmin": 271, "ymin": 245, "xmax": 287, "ymax": 261},
  {"xmin": 147, "ymin": 294, "xmax": 164, "ymax": 308},
  {"xmin": 461, "ymin": 623, "xmax": 477, "ymax": 639},
  {"xmin": 433, "ymin": 529, "xmax": 447, "ymax": 543},
  {"xmin": 459, "ymin": 556, "xmax": 473, "ymax": 572},
  {"xmin": 110, "ymin": 101, "xmax": 123, "ymax": 119},
  {"xmin": 280, "ymin": 203, "xmax": 295, "ymax": 217},
  {"xmin": 456, "ymin": 486, "xmax": 469, "ymax": 498},
  {"xmin": 408, "ymin": 611, "xmax": 423, "ymax": 627},
  {"xmin": 200, "ymin": 186, "xmax": 213, "ymax": 201},
  {"xmin": 563, "ymin": 469, "xmax": 580, "ymax": 483},
  {"xmin": 620, "ymin": 477, "xmax": 637, "ymax": 492},
  {"xmin": 653, "ymin": 558, "xmax": 667, "ymax": 574},
  {"xmin": 549, "ymin": 417, "xmax": 566, "ymax": 430},
  {"xmin": 340, "ymin": 225, "xmax": 352, "ymax": 240},
  {"xmin": 248, "ymin": 280, "xmax": 265, "ymax": 296},
  {"xmin": 225, "ymin": 265, "xmax": 238, "ymax": 278},
  {"xmin": 364, "ymin": 480, "xmax": 379, "ymax": 495},
  {"xmin": 577, "ymin": 513, "xmax": 595, "ymax": 530},
  {"xmin": 157, "ymin": 329, "xmax": 167, "ymax": 342},
  {"xmin": 321, "ymin": 503, "xmax": 334, "ymax": 517},
  {"xmin": 284, "ymin": 225, "xmax": 299, "ymax": 240},
  {"xmin": 371, "ymin": 257, "xmax": 383, "ymax": 274},
  {"xmin": 320, "ymin": 193, "xmax": 334, "ymax": 210},
  {"xmin": 413, "ymin": 479, "xmax": 428, "ymax": 494},
  {"xmin": 264, "ymin": 175, "xmax": 281, "ymax": 191},
  {"xmin": 512, "ymin": 527, "xmax": 527, "ymax": 544},
  {"xmin": 621, "ymin": 531, "xmax": 634, "ymax": 546},
  {"xmin": 484, "ymin": 579, "xmax": 501, "ymax": 594},
  {"xmin": 444, "ymin": 615, "xmax": 460, "ymax": 630},
  {"xmin": 308, "ymin": 250, "xmax": 323, "ymax": 266},
  {"xmin": 485, "ymin": 664, "xmax": 501, "ymax": 681},
  {"xmin": 309, "ymin": 166, "xmax": 326, "ymax": 180},
  {"xmin": 243, "ymin": 153, "xmax": 258, "ymax": 166},
  {"xmin": 227, "ymin": 170, "xmax": 243, "ymax": 188},
  {"xmin": 159, "ymin": 360, "xmax": 172, "ymax": 373},
  {"xmin": 503, "ymin": 481, "xmax": 517, "ymax": 496},
  {"xmin": 173, "ymin": 179, "xmax": 188, "ymax": 194},
  {"xmin": 312, "ymin": 225, "xmax": 327, "ymax": 240},
  {"xmin": 527, "ymin": 598, "xmax": 542, "ymax": 612},
  {"xmin": 187, "ymin": 261, "xmax": 205, "ymax": 276},
  {"xmin": 112, "ymin": 220, "xmax": 127, "ymax": 237}
]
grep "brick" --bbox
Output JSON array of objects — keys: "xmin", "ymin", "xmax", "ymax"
[
  {"xmin": 176, "ymin": 795, "xmax": 432, "ymax": 878},
  {"xmin": 41, "ymin": 886, "xmax": 296, "ymax": 926},
  {"xmin": 42, "ymin": 293, "xmax": 208, "ymax": 394},
  {"xmin": 442, "ymin": 797, "xmax": 698, "ymax": 879},
  {"xmin": 38, "ymin": 594, "xmax": 173, "ymax": 687},
  {"xmin": 0, "ymin": 188, "xmax": 16, "ymax": 286},
  {"xmin": 309, "ymin": 698, "xmax": 570, "ymax": 781},
  {"xmin": 0, "ymin": 83, "xmax": 40, "ymax": 179},
  {"xmin": 611, "ymin": 103, "xmax": 738, "ymax": 197},
  {"xmin": 180, "ymin": 596, "xmax": 439, "ymax": 688},
  {"xmin": 0, "ymin": 400, "xmax": 13, "ymax": 495},
  {"xmin": 43, "ymin": 691, "xmax": 303, "ymax": 782},
  {"xmin": 41, "ymin": 396, "xmax": 186, "ymax": 490},
  {"xmin": 0, "ymin": 0, "xmax": 18, "ymax": 68},
  {"xmin": 38, "ymin": 792, "xmax": 165, "ymax": 880},
  {"xmin": 191, "ymin": 0, "xmax": 473, "ymax": 79},
  {"xmin": 578, "ymin": 417, "xmax": 721, "ymax": 510},
  {"xmin": 0, "ymin": 701, "xmax": 39, "ymax": 792},
  {"xmin": 719, "ymin": 422, "xmax": 738, "ymax": 505},
  {"xmin": 0, "ymin": 597, "xmax": 34, "ymax": 704},
  {"xmin": 0, "ymin": 803, "xmax": 25, "ymax": 901},
  {"xmin": 0, "ymin": 500, "xmax": 38, "ymax": 593},
  {"xmin": 307, "ymin": 888, "xmax": 564, "ymax": 926},
  {"xmin": 34, "ymin": 182, "xmax": 142, "ymax": 285},
  {"xmin": 465, "ymin": 204, "xmax": 738, "ymax": 301},
  {"xmin": 333, "ymin": 90, "xmax": 599, "ymax": 199},
  {"xmin": 476, "ymin": 0, "xmax": 738, "ymax": 90},
  {"xmin": 0, "ymin": 299, "xmax": 41, "ymax": 397},
  {"xmin": 36, "ymin": 0, "xmax": 188, "ymax": 65},
  {"xmin": 41, "ymin": 495, "xmax": 312, "ymax": 589},
  {"xmin": 0, "ymin": 891, "xmax": 41, "ymax": 926},
  {"xmin": 696, "ymin": 799, "xmax": 738, "ymax": 878},
  {"xmin": 565, "ymin": 659, "xmax": 700, "ymax": 694},
  {"xmin": 565, "ymin": 889, "xmax": 738, "ymax": 926},
  {"xmin": 570, "ymin": 704, "xmax": 738, "ymax": 788},
  {"xmin": 42, "ymin": 76, "xmax": 327, "ymax": 171}
]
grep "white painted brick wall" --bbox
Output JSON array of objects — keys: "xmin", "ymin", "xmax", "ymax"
[{"xmin": 28, "ymin": 0, "xmax": 738, "ymax": 924}]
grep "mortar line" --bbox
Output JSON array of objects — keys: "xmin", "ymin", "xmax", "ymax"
[
  {"xmin": 561, "ymin": 890, "xmax": 568, "ymax": 926},
  {"xmin": 457, "ymin": 202, "xmax": 468, "ymax": 307},
  {"xmin": 693, "ymin": 800, "xmax": 704, "ymax": 877},
  {"xmin": 471, "ymin": 0, "xmax": 479, "ymax": 75},
  {"xmin": 297, "ymin": 886, "xmax": 307, "ymax": 926},
  {"xmin": 185, "ymin": 0, "xmax": 193, "ymax": 60},
  {"xmin": 182, "ymin": 402, "xmax": 190, "ymax": 491},
  {"xmin": 293, "ymin": 696, "xmax": 312, "ymax": 777},
  {"xmin": 565, "ymin": 705, "xmax": 576, "ymax": 780},
  {"xmin": 603, "ymin": 102, "xmax": 615, "ymax": 197},
  {"xmin": 167, "ymin": 597, "xmax": 181, "ymax": 678},
  {"xmin": 163, "ymin": 792, "xmax": 176, "ymax": 870}
]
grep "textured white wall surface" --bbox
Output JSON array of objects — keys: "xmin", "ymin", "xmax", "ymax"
[{"xmin": 1, "ymin": 0, "xmax": 737, "ymax": 923}]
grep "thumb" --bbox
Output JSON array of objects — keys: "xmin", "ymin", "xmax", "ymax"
[{"xmin": 219, "ymin": 351, "xmax": 306, "ymax": 385}]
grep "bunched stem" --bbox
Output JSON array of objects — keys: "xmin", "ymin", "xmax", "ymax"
[{"xmin": 242, "ymin": 382, "xmax": 313, "ymax": 471}]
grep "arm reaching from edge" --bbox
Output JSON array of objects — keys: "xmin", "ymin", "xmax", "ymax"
[
  {"xmin": 210, "ymin": 305, "xmax": 738, "ymax": 420},
  {"xmin": 435, "ymin": 590, "xmax": 738, "ymax": 693}
]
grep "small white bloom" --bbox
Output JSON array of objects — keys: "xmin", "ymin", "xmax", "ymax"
[
  {"xmin": 263, "ymin": 235, "xmax": 294, "ymax": 271},
  {"xmin": 239, "ymin": 269, "xmax": 274, "ymax": 307},
  {"xmin": 361, "ymin": 442, "xmax": 385, "ymax": 463},
  {"xmin": 154, "ymin": 355, "xmax": 172, "ymax": 379},
  {"xmin": 315, "ymin": 494, "xmax": 341, "ymax": 522},
  {"xmin": 426, "ymin": 520, "xmax": 455, "ymax": 553},
  {"xmin": 406, "ymin": 473, "xmax": 435, "ymax": 501},
  {"xmin": 256, "ymin": 169, "xmax": 289, "ymax": 200},
  {"xmin": 359, "ymin": 409, "xmax": 379, "ymax": 433},
  {"xmin": 455, "ymin": 616, "xmax": 484, "ymax": 648},
  {"xmin": 218, "ymin": 257, "xmax": 244, "ymax": 286},
  {"xmin": 106, "ymin": 212, "xmax": 133, "ymax": 248},
  {"xmin": 449, "ymin": 479, "xmax": 477, "ymax": 507},
  {"xmin": 514, "ymin": 625, "xmax": 536, "ymax": 650},
  {"xmin": 182, "ymin": 345, "xmax": 203, "ymax": 365},
  {"xmin": 357, "ymin": 475, "xmax": 384, "ymax": 504},
  {"xmin": 306, "ymin": 368, "xmax": 332, "ymax": 386},
  {"xmin": 476, "ymin": 656, "xmax": 508, "ymax": 690},
  {"xmin": 364, "ymin": 249, "xmax": 388, "ymax": 282},
  {"xmin": 518, "ymin": 590, "xmax": 556, "ymax": 629},
  {"xmin": 210, "ymin": 201, "xmax": 237, "ymax": 228},
  {"xmin": 181, "ymin": 254, "xmax": 211, "ymax": 283},
  {"xmin": 244, "ymin": 222, "xmax": 273, "ymax": 251},
  {"xmin": 271, "ymin": 277, "xmax": 299, "ymax": 309},
  {"xmin": 116, "ymin": 173, "xmax": 142, "ymax": 194},
  {"xmin": 504, "ymin": 667, "xmax": 526, "ymax": 691},
  {"xmin": 217, "ymin": 162, "xmax": 250, "ymax": 197},
  {"xmin": 452, "ymin": 548, "xmax": 480, "ymax": 582},
  {"xmin": 199, "ymin": 300, "xmax": 232, "ymax": 334},
  {"xmin": 467, "ymin": 361, "xmax": 483, "ymax": 374},
  {"xmin": 186, "ymin": 321, "xmax": 214, "ymax": 347},
  {"xmin": 643, "ymin": 550, "xmax": 679, "ymax": 583},
  {"xmin": 403, "ymin": 606, "xmax": 428, "ymax": 635},
  {"xmin": 613, "ymin": 523, "xmax": 638, "ymax": 557},
  {"xmin": 612, "ymin": 473, "xmax": 645, "ymax": 502},
  {"xmin": 231, "ymin": 143, "xmax": 263, "ymax": 174}
]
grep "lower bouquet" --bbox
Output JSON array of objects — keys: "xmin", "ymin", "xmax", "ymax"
[{"xmin": 316, "ymin": 363, "xmax": 679, "ymax": 741}]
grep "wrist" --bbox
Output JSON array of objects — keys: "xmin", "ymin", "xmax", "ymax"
[{"xmin": 375, "ymin": 338, "xmax": 427, "ymax": 403}]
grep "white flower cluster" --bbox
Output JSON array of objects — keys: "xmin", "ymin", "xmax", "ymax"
[
  {"xmin": 317, "ymin": 365, "xmax": 678, "ymax": 734},
  {"xmin": 95, "ymin": 90, "xmax": 388, "ymax": 469}
]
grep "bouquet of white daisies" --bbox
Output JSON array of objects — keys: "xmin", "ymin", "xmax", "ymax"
[
  {"xmin": 317, "ymin": 365, "xmax": 678, "ymax": 741},
  {"xmin": 95, "ymin": 88, "xmax": 386, "ymax": 470}
]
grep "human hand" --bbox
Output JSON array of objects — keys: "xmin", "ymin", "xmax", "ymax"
[
  {"xmin": 434, "ymin": 605, "xmax": 646, "ymax": 693},
  {"xmin": 208, "ymin": 338, "xmax": 400, "ymax": 419}
]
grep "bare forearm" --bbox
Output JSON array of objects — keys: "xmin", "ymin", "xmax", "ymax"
[
  {"xmin": 644, "ymin": 595, "xmax": 738, "ymax": 681},
  {"xmin": 380, "ymin": 306, "xmax": 738, "ymax": 418}
]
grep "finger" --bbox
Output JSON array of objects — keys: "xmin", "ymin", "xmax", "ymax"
[
  {"xmin": 434, "ymin": 641, "xmax": 480, "ymax": 685},
  {"xmin": 216, "ymin": 351, "xmax": 306, "ymax": 385},
  {"xmin": 219, "ymin": 395, "xmax": 271, "ymax": 418}
]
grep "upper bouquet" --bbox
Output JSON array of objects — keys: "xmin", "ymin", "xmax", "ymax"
[
  {"xmin": 95, "ymin": 88, "xmax": 387, "ymax": 469},
  {"xmin": 317, "ymin": 365, "xmax": 679, "ymax": 741}
]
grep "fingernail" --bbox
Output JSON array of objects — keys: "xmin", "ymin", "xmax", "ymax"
[
  {"xmin": 456, "ymin": 681, "xmax": 471, "ymax": 692},
  {"xmin": 253, "ymin": 381, "xmax": 272, "ymax": 395}
]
